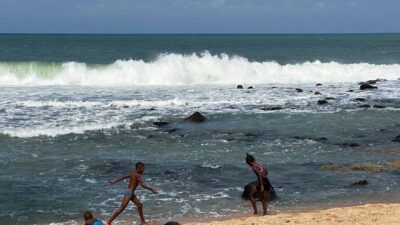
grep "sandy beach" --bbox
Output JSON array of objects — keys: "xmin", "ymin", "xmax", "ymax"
[{"xmin": 185, "ymin": 204, "xmax": 400, "ymax": 225}]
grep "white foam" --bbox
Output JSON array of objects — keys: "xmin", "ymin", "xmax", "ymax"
[{"xmin": 1, "ymin": 52, "xmax": 399, "ymax": 86}]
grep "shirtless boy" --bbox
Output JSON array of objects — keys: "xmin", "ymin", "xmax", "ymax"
[{"xmin": 106, "ymin": 162, "xmax": 158, "ymax": 225}]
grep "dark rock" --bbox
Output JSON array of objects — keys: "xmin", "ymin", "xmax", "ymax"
[
  {"xmin": 355, "ymin": 98, "xmax": 366, "ymax": 102},
  {"xmin": 185, "ymin": 112, "xmax": 206, "ymax": 123},
  {"xmin": 260, "ymin": 106, "xmax": 283, "ymax": 111},
  {"xmin": 248, "ymin": 86, "xmax": 254, "ymax": 89},
  {"xmin": 360, "ymin": 83, "xmax": 378, "ymax": 90},
  {"xmin": 314, "ymin": 91, "xmax": 321, "ymax": 95},
  {"xmin": 338, "ymin": 143, "xmax": 360, "ymax": 148},
  {"xmin": 164, "ymin": 222, "xmax": 181, "ymax": 225},
  {"xmin": 237, "ymin": 85, "xmax": 243, "ymax": 89},
  {"xmin": 325, "ymin": 97, "xmax": 336, "ymax": 100},
  {"xmin": 392, "ymin": 135, "xmax": 400, "ymax": 143},
  {"xmin": 352, "ymin": 180, "xmax": 368, "ymax": 186},
  {"xmin": 166, "ymin": 128, "xmax": 179, "ymax": 133},
  {"xmin": 293, "ymin": 136, "xmax": 327, "ymax": 142},
  {"xmin": 122, "ymin": 105, "xmax": 129, "ymax": 109},
  {"xmin": 242, "ymin": 179, "xmax": 277, "ymax": 201},
  {"xmin": 347, "ymin": 90, "xmax": 354, "ymax": 92},
  {"xmin": 359, "ymin": 104, "xmax": 371, "ymax": 108},
  {"xmin": 153, "ymin": 122, "xmax": 169, "ymax": 127},
  {"xmin": 318, "ymin": 100, "xmax": 328, "ymax": 105},
  {"xmin": 316, "ymin": 83, "xmax": 322, "ymax": 86},
  {"xmin": 373, "ymin": 105, "xmax": 386, "ymax": 109},
  {"xmin": 295, "ymin": 88, "xmax": 303, "ymax": 93}
]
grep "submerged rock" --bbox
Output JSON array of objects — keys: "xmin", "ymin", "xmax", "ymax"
[
  {"xmin": 314, "ymin": 91, "xmax": 321, "ymax": 95},
  {"xmin": 360, "ymin": 83, "xmax": 378, "ymax": 90},
  {"xmin": 237, "ymin": 85, "xmax": 243, "ymax": 89},
  {"xmin": 242, "ymin": 179, "xmax": 277, "ymax": 201},
  {"xmin": 295, "ymin": 88, "xmax": 303, "ymax": 93},
  {"xmin": 347, "ymin": 90, "xmax": 354, "ymax": 92},
  {"xmin": 316, "ymin": 83, "xmax": 322, "ymax": 86},
  {"xmin": 338, "ymin": 143, "xmax": 360, "ymax": 148},
  {"xmin": 352, "ymin": 180, "xmax": 368, "ymax": 186},
  {"xmin": 373, "ymin": 105, "xmax": 386, "ymax": 109},
  {"xmin": 392, "ymin": 135, "xmax": 400, "ymax": 143},
  {"xmin": 248, "ymin": 86, "xmax": 254, "ymax": 89},
  {"xmin": 153, "ymin": 121, "xmax": 169, "ymax": 127},
  {"xmin": 325, "ymin": 97, "xmax": 336, "ymax": 100},
  {"xmin": 354, "ymin": 98, "xmax": 366, "ymax": 102},
  {"xmin": 317, "ymin": 100, "xmax": 328, "ymax": 105},
  {"xmin": 185, "ymin": 112, "xmax": 206, "ymax": 123},
  {"xmin": 359, "ymin": 104, "xmax": 371, "ymax": 108},
  {"xmin": 260, "ymin": 106, "xmax": 283, "ymax": 111}
]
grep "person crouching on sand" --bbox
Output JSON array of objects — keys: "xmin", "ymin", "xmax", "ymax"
[
  {"xmin": 83, "ymin": 211, "xmax": 104, "ymax": 225},
  {"xmin": 106, "ymin": 162, "xmax": 158, "ymax": 225},
  {"xmin": 245, "ymin": 153, "xmax": 271, "ymax": 216}
]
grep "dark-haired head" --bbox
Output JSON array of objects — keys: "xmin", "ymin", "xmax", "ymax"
[
  {"xmin": 136, "ymin": 162, "xmax": 145, "ymax": 173},
  {"xmin": 245, "ymin": 153, "xmax": 255, "ymax": 165},
  {"xmin": 83, "ymin": 211, "xmax": 93, "ymax": 221}
]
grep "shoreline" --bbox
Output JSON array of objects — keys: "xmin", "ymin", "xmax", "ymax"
[{"xmin": 184, "ymin": 203, "xmax": 400, "ymax": 225}]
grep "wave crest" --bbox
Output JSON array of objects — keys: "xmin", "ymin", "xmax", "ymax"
[{"xmin": 0, "ymin": 52, "xmax": 400, "ymax": 86}]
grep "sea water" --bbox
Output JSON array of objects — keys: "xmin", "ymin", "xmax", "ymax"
[{"xmin": 0, "ymin": 34, "xmax": 400, "ymax": 224}]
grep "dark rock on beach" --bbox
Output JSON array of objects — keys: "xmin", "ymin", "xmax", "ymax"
[
  {"xmin": 248, "ymin": 86, "xmax": 254, "ymax": 89},
  {"xmin": 325, "ymin": 97, "xmax": 336, "ymax": 100},
  {"xmin": 360, "ymin": 83, "xmax": 378, "ymax": 90},
  {"xmin": 295, "ymin": 88, "xmax": 303, "ymax": 93},
  {"xmin": 316, "ymin": 83, "xmax": 322, "ymax": 86},
  {"xmin": 392, "ymin": 135, "xmax": 400, "ymax": 143},
  {"xmin": 153, "ymin": 122, "xmax": 169, "ymax": 127},
  {"xmin": 352, "ymin": 180, "xmax": 368, "ymax": 186},
  {"xmin": 347, "ymin": 90, "xmax": 354, "ymax": 92},
  {"xmin": 237, "ymin": 85, "xmax": 243, "ymax": 89},
  {"xmin": 314, "ymin": 91, "xmax": 321, "ymax": 95},
  {"xmin": 242, "ymin": 179, "xmax": 277, "ymax": 201},
  {"xmin": 318, "ymin": 100, "xmax": 328, "ymax": 105},
  {"xmin": 185, "ymin": 112, "xmax": 206, "ymax": 123}
]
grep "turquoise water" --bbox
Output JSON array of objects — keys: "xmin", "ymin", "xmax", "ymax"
[{"xmin": 0, "ymin": 34, "xmax": 400, "ymax": 225}]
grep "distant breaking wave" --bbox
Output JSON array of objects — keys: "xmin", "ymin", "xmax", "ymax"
[{"xmin": 1, "ymin": 52, "xmax": 400, "ymax": 86}]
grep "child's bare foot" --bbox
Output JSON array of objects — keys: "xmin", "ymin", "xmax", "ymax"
[
  {"xmin": 105, "ymin": 221, "xmax": 111, "ymax": 225},
  {"xmin": 141, "ymin": 222, "xmax": 150, "ymax": 225},
  {"xmin": 252, "ymin": 212, "xmax": 260, "ymax": 217}
]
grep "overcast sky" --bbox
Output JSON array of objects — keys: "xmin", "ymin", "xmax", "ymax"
[{"xmin": 0, "ymin": 0, "xmax": 399, "ymax": 33}]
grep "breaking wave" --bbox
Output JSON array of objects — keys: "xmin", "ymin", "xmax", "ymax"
[{"xmin": 1, "ymin": 52, "xmax": 400, "ymax": 86}]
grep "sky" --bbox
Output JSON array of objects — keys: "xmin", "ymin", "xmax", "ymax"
[{"xmin": 0, "ymin": 0, "xmax": 399, "ymax": 34}]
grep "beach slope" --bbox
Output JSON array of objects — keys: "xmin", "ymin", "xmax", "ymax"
[{"xmin": 186, "ymin": 204, "xmax": 400, "ymax": 225}]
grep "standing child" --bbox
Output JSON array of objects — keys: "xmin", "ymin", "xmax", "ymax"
[
  {"xmin": 106, "ymin": 162, "xmax": 158, "ymax": 225},
  {"xmin": 245, "ymin": 153, "xmax": 271, "ymax": 216}
]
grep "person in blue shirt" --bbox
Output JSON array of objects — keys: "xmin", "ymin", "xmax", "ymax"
[{"xmin": 84, "ymin": 211, "xmax": 104, "ymax": 225}]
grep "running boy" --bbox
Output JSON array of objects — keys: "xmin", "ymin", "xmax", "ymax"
[
  {"xmin": 245, "ymin": 153, "xmax": 271, "ymax": 216},
  {"xmin": 106, "ymin": 162, "xmax": 158, "ymax": 225}
]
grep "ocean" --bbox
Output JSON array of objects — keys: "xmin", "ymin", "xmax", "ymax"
[{"xmin": 0, "ymin": 34, "xmax": 400, "ymax": 225}]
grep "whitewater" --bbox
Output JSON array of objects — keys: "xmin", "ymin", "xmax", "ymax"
[{"xmin": 1, "ymin": 53, "xmax": 400, "ymax": 86}]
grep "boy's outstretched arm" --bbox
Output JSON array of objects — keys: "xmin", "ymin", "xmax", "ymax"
[
  {"xmin": 141, "ymin": 182, "xmax": 158, "ymax": 194},
  {"xmin": 108, "ymin": 174, "xmax": 130, "ymax": 185}
]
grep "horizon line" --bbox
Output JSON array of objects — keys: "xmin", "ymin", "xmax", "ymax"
[{"xmin": 0, "ymin": 32, "xmax": 399, "ymax": 35}]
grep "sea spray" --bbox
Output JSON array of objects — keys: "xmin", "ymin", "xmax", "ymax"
[{"xmin": 1, "ymin": 52, "xmax": 400, "ymax": 86}]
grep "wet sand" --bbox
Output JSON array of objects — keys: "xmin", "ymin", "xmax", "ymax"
[{"xmin": 185, "ymin": 203, "xmax": 400, "ymax": 225}]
